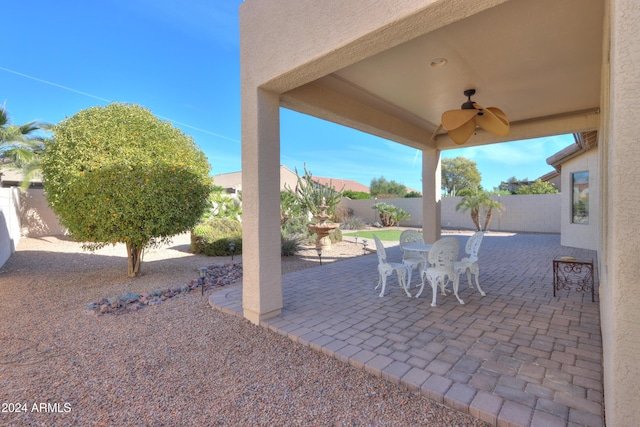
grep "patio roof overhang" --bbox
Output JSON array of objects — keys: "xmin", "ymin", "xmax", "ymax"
[{"xmin": 248, "ymin": 0, "xmax": 605, "ymax": 150}]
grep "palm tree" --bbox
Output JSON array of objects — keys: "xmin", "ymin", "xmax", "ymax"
[
  {"xmin": 456, "ymin": 191, "xmax": 504, "ymax": 231},
  {"xmin": 1, "ymin": 104, "xmax": 51, "ymax": 188}
]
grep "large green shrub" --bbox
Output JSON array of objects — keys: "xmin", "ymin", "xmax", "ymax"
[
  {"xmin": 191, "ymin": 218, "xmax": 242, "ymax": 256},
  {"xmin": 41, "ymin": 103, "xmax": 212, "ymax": 277},
  {"xmin": 281, "ymin": 214, "xmax": 312, "ymax": 241}
]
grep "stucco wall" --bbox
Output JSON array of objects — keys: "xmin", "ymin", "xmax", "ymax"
[
  {"xmin": 560, "ymin": 149, "xmax": 599, "ymax": 250},
  {"xmin": 600, "ymin": 1, "xmax": 640, "ymax": 425},
  {"xmin": 19, "ymin": 189, "xmax": 66, "ymax": 237},
  {"xmin": 339, "ymin": 193, "xmax": 561, "ymax": 234},
  {"xmin": 0, "ymin": 187, "xmax": 21, "ymax": 267}
]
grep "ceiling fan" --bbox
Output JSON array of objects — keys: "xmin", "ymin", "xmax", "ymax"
[{"xmin": 439, "ymin": 89, "xmax": 509, "ymax": 145}]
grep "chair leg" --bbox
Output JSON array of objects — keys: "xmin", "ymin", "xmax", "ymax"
[
  {"xmin": 406, "ymin": 267, "xmax": 413, "ymax": 290},
  {"xmin": 398, "ymin": 269, "xmax": 411, "ymax": 298},
  {"xmin": 416, "ymin": 271, "xmax": 426, "ymax": 298},
  {"xmin": 451, "ymin": 274, "xmax": 465, "ymax": 305},
  {"xmin": 467, "ymin": 270, "xmax": 473, "ymax": 288},
  {"xmin": 430, "ymin": 278, "xmax": 438, "ymax": 307},
  {"xmin": 378, "ymin": 273, "xmax": 388, "ymax": 297},
  {"xmin": 473, "ymin": 270, "xmax": 486, "ymax": 296},
  {"xmin": 414, "ymin": 263, "xmax": 422, "ymax": 288}
]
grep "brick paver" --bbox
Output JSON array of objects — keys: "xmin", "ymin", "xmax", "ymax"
[{"xmin": 210, "ymin": 233, "xmax": 604, "ymax": 426}]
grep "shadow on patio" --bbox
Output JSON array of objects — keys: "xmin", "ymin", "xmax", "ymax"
[{"xmin": 210, "ymin": 233, "xmax": 603, "ymax": 427}]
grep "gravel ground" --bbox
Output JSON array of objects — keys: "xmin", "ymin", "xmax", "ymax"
[{"xmin": 0, "ymin": 233, "xmax": 488, "ymax": 426}]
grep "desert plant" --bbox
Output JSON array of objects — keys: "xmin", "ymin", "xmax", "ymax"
[
  {"xmin": 371, "ymin": 202, "xmax": 410, "ymax": 227},
  {"xmin": 201, "ymin": 190, "xmax": 242, "ymax": 222},
  {"xmin": 456, "ymin": 190, "xmax": 505, "ymax": 231},
  {"xmin": 281, "ymin": 214, "xmax": 312, "ymax": 241},
  {"xmin": 284, "ymin": 164, "xmax": 343, "ymax": 217},
  {"xmin": 281, "ymin": 235, "xmax": 304, "ymax": 256},
  {"xmin": 329, "ymin": 228, "xmax": 343, "ymax": 243},
  {"xmin": 333, "ymin": 206, "xmax": 352, "ymax": 223},
  {"xmin": 191, "ymin": 217, "xmax": 242, "ymax": 256},
  {"xmin": 1, "ymin": 104, "xmax": 51, "ymax": 188},
  {"xmin": 340, "ymin": 215, "xmax": 366, "ymax": 230},
  {"xmin": 280, "ymin": 190, "xmax": 303, "ymax": 227}
]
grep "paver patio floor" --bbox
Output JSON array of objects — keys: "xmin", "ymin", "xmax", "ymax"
[{"xmin": 210, "ymin": 233, "xmax": 603, "ymax": 427}]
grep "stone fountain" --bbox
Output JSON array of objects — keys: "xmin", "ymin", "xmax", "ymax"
[{"xmin": 307, "ymin": 198, "xmax": 339, "ymax": 249}]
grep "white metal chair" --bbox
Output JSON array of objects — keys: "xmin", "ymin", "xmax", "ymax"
[
  {"xmin": 373, "ymin": 235, "xmax": 410, "ymax": 297},
  {"xmin": 417, "ymin": 237, "xmax": 464, "ymax": 306},
  {"xmin": 399, "ymin": 229, "xmax": 427, "ymax": 288},
  {"xmin": 454, "ymin": 231, "xmax": 486, "ymax": 296}
]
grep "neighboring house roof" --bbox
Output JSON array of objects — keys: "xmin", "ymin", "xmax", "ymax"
[
  {"xmin": 546, "ymin": 131, "xmax": 598, "ymax": 172},
  {"xmin": 211, "ymin": 165, "xmax": 300, "ymax": 193},
  {"xmin": 312, "ymin": 177, "xmax": 370, "ymax": 194},
  {"xmin": 539, "ymin": 170, "xmax": 560, "ymax": 182}
]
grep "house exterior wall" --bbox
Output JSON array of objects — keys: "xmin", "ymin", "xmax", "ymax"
[
  {"xmin": 599, "ymin": 1, "xmax": 640, "ymax": 425},
  {"xmin": 0, "ymin": 187, "xmax": 21, "ymax": 266},
  {"xmin": 340, "ymin": 193, "xmax": 561, "ymax": 234},
  {"xmin": 560, "ymin": 149, "xmax": 599, "ymax": 250}
]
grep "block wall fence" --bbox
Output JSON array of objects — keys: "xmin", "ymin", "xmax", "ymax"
[
  {"xmin": 1, "ymin": 189, "xmax": 561, "ymax": 267},
  {"xmin": 338, "ymin": 193, "xmax": 561, "ymax": 233}
]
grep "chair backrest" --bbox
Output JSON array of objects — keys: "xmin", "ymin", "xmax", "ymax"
[
  {"xmin": 427, "ymin": 237, "xmax": 460, "ymax": 270},
  {"xmin": 464, "ymin": 231, "xmax": 484, "ymax": 262},
  {"xmin": 373, "ymin": 235, "xmax": 387, "ymax": 264},
  {"xmin": 399, "ymin": 229, "xmax": 424, "ymax": 249}
]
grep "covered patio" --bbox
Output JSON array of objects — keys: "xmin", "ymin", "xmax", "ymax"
[
  {"xmin": 239, "ymin": 0, "xmax": 640, "ymax": 424},
  {"xmin": 211, "ymin": 233, "xmax": 602, "ymax": 426}
]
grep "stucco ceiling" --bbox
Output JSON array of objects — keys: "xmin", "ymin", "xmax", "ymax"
[{"xmin": 310, "ymin": 0, "xmax": 604, "ymax": 149}]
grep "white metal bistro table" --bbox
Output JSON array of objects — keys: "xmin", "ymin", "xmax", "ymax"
[
  {"xmin": 402, "ymin": 242, "xmax": 433, "ymax": 253},
  {"xmin": 401, "ymin": 242, "xmax": 433, "ymax": 290}
]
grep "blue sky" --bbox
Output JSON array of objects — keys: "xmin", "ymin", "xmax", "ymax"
[{"xmin": 2, "ymin": 1, "xmax": 573, "ymax": 192}]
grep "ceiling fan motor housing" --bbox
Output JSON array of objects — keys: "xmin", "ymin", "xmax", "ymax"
[{"xmin": 461, "ymin": 89, "xmax": 477, "ymax": 110}]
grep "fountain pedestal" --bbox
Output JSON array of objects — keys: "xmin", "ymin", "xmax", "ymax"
[{"xmin": 307, "ymin": 203, "xmax": 339, "ymax": 249}]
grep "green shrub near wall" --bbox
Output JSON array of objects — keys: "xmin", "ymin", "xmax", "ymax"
[{"xmin": 191, "ymin": 218, "xmax": 242, "ymax": 256}]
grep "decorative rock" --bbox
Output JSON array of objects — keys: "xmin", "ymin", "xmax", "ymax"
[
  {"xmin": 118, "ymin": 292, "xmax": 140, "ymax": 303},
  {"xmin": 83, "ymin": 262, "xmax": 243, "ymax": 315}
]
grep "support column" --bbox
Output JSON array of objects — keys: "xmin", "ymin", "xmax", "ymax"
[
  {"xmin": 600, "ymin": 0, "xmax": 640, "ymax": 424},
  {"xmin": 241, "ymin": 89, "xmax": 283, "ymax": 324},
  {"xmin": 421, "ymin": 147, "xmax": 441, "ymax": 243}
]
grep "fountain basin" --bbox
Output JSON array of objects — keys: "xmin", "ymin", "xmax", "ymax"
[{"xmin": 308, "ymin": 222, "xmax": 339, "ymax": 249}]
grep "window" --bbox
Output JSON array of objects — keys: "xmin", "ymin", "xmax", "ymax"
[{"xmin": 572, "ymin": 171, "xmax": 589, "ymax": 224}]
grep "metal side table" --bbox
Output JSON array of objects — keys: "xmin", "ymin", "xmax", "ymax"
[{"xmin": 553, "ymin": 257, "xmax": 595, "ymax": 302}]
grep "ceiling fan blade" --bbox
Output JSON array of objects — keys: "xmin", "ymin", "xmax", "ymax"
[
  {"xmin": 441, "ymin": 109, "xmax": 477, "ymax": 131},
  {"xmin": 486, "ymin": 106, "xmax": 509, "ymax": 126},
  {"xmin": 447, "ymin": 116, "xmax": 477, "ymax": 145},
  {"xmin": 475, "ymin": 105, "xmax": 510, "ymax": 137}
]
